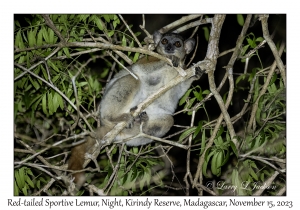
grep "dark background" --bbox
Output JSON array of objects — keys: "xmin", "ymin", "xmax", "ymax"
[{"xmin": 14, "ymin": 14, "xmax": 286, "ymax": 195}]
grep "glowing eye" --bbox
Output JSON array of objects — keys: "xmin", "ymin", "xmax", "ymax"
[
  {"xmin": 161, "ymin": 38, "xmax": 168, "ymax": 45},
  {"xmin": 174, "ymin": 41, "xmax": 181, "ymax": 48}
]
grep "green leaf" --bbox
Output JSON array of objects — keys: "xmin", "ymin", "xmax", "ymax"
[
  {"xmin": 186, "ymin": 97, "xmax": 196, "ymax": 111},
  {"xmin": 42, "ymin": 26, "xmax": 49, "ymax": 43},
  {"xmin": 260, "ymin": 173, "xmax": 265, "ymax": 182},
  {"xmin": 178, "ymin": 127, "xmax": 196, "ymax": 142},
  {"xmin": 23, "ymin": 92, "xmax": 31, "ymax": 110},
  {"xmin": 100, "ymin": 68, "xmax": 109, "ymax": 78},
  {"xmin": 17, "ymin": 100, "xmax": 24, "ymax": 112},
  {"xmin": 230, "ymin": 140, "xmax": 238, "ymax": 158},
  {"xmin": 22, "ymin": 30, "xmax": 28, "ymax": 43},
  {"xmin": 26, "ymin": 169, "xmax": 33, "ymax": 176},
  {"xmin": 79, "ymin": 28, "xmax": 86, "ymax": 36},
  {"xmin": 63, "ymin": 47, "xmax": 70, "ymax": 58},
  {"xmin": 15, "ymin": 30, "xmax": 22, "ymax": 49},
  {"xmin": 241, "ymin": 45, "xmax": 250, "ymax": 57},
  {"xmin": 58, "ymin": 14, "xmax": 68, "ymax": 23},
  {"xmin": 78, "ymin": 81, "xmax": 88, "ymax": 87},
  {"xmin": 48, "ymin": 60, "xmax": 60, "ymax": 72},
  {"xmin": 40, "ymin": 65, "xmax": 48, "ymax": 80},
  {"xmin": 221, "ymin": 150, "xmax": 230, "ymax": 166},
  {"xmin": 250, "ymin": 161, "xmax": 258, "ymax": 169},
  {"xmin": 202, "ymin": 26, "xmax": 210, "ymax": 41},
  {"xmin": 48, "ymin": 92, "xmax": 54, "ymax": 115},
  {"xmin": 255, "ymin": 99, "xmax": 263, "ymax": 125},
  {"xmin": 236, "ymin": 74, "xmax": 246, "ymax": 85},
  {"xmin": 179, "ymin": 89, "xmax": 192, "ymax": 106},
  {"xmin": 29, "ymin": 75, "xmax": 40, "ymax": 90},
  {"xmin": 52, "ymin": 92, "xmax": 59, "ymax": 112},
  {"xmin": 256, "ymin": 37, "xmax": 264, "ymax": 42},
  {"xmin": 31, "ymin": 95, "xmax": 43, "ymax": 111},
  {"xmin": 249, "ymin": 168, "xmax": 258, "ymax": 181},
  {"xmin": 14, "ymin": 181, "xmax": 19, "ymax": 196},
  {"xmin": 202, "ymin": 159, "xmax": 209, "ymax": 177},
  {"xmin": 51, "ymin": 14, "xmax": 59, "ymax": 22},
  {"xmin": 79, "ymin": 14, "xmax": 89, "ymax": 22},
  {"xmin": 193, "ymin": 90, "xmax": 203, "ymax": 101},
  {"xmin": 113, "ymin": 18, "xmax": 120, "ymax": 28},
  {"xmin": 113, "ymin": 14, "xmax": 119, "ymax": 21},
  {"xmin": 214, "ymin": 136, "xmax": 223, "ymax": 147},
  {"xmin": 200, "ymin": 129, "xmax": 206, "ymax": 155},
  {"xmin": 193, "ymin": 121, "xmax": 203, "ymax": 139},
  {"xmin": 37, "ymin": 180, "xmax": 41, "ymax": 189},
  {"xmin": 133, "ymin": 52, "xmax": 140, "ymax": 63},
  {"xmin": 18, "ymin": 55, "xmax": 25, "ymax": 64},
  {"xmin": 52, "ymin": 74, "xmax": 60, "ymax": 83},
  {"xmin": 28, "ymin": 29, "xmax": 36, "ymax": 47},
  {"xmin": 22, "ymin": 185, "xmax": 28, "ymax": 196},
  {"xmin": 232, "ymin": 169, "xmax": 247, "ymax": 195},
  {"xmin": 140, "ymin": 178, "xmax": 145, "ymax": 191},
  {"xmin": 246, "ymin": 38, "xmax": 254, "ymax": 48},
  {"xmin": 202, "ymin": 89, "xmax": 210, "ymax": 95},
  {"xmin": 102, "ymin": 14, "xmax": 111, "ymax": 22},
  {"xmin": 94, "ymin": 16, "xmax": 103, "ymax": 31},
  {"xmin": 145, "ymin": 168, "xmax": 151, "ymax": 187},
  {"xmin": 108, "ymin": 30, "xmax": 114, "ymax": 37},
  {"xmin": 15, "ymin": 170, "xmax": 22, "ymax": 189},
  {"xmin": 48, "ymin": 28, "xmax": 55, "ymax": 44},
  {"xmin": 122, "ymin": 35, "xmax": 127, "ymax": 47},
  {"xmin": 135, "ymin": 32, "xmax": 141, "ymax": 37},
  {"xmin": 26, "ymin": 176, "xmax": 34, "ymax": 188},
  {"xmin": 269, "ymin": 73, "xmax": 277, "ymax": 86},
  {"xmin": 204, "ymin": 147, "xmax": 212, "ymax": 160},
  {"xmin": 15, "ymin": 20, "xmax": 21, "ymax": 27},
  {"xmin": 42, "ymin": 93, "xmax": 48, "ymax": 115},
  {"xmin": 39, "ymin": 177, "xmax": 47, "ymax": 184},
  {"xmin": 19, "ymin": 167, "xmax": 25, "ymax": 188},
  {"xmin": 216, "ymin": 126, "xmax": 224, "ymax": 138},
  {"xmin": 237, "ymin": 14, "xmax": 245, "ymax": 26},
  {"xmin": 14, "ymin": 53, "xmax": 22, "ymax": 61},
  {"xmin": 133, "ymin": 147, "xmax": 139, "ymax": 154}
]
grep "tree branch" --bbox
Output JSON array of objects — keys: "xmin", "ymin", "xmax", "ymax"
[
  {"xmin": 247, "ymin": 41, "xmax": 285, "ymax": 132},
  {"xmin": 260, "ymin": 15, "xmax": 286, "ymax": 86}
]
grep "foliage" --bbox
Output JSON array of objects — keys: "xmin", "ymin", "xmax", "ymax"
[{"xmin": 14, "ymin": 14, "xmax": 286, "ymax": 196}]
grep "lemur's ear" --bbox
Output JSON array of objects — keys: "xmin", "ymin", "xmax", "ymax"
[{"xmin": 184, "ymin": 38, "xmax": 195, "ymax": 54}]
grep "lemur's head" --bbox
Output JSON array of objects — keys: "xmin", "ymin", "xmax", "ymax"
[{"xmin": 153, "ymin": 31, "xmax": 195, "ymax": 64}]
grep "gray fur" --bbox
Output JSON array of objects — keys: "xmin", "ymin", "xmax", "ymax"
[{"xmin": 100, "ymin": 31, "xmax": 201, "ymax": 146}]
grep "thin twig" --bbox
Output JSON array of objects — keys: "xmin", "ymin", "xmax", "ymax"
[
  {"xmin": 174, "ymin": 17, "xmax": 211, "ymax": 34},
  {"xmin": 193, "ymin": 15, "xmax": 252, "ymax": 193},
  {"xmin": 103, "ymin": 144, "xmax": 125, "ymax": 193},
  {"xmin": 33, "ymin": 178, "xmax": 56, "ymax": 196},
  {"xmin": 83, "ymin": 36, "xmax": 133, "ymax": 65},
  {"xmin": 42, "ymin": 15, "xmax": 65, "ymax": 42},
  {"xmin": 14, "ymin": 47, "xmax": 61, "ymax": 81},
  {"xmin": 15, "ymin": 132, "xmax": 89, "ymax": 165},
  {"xmin": 106, "ymin": 51, "xmax": 138, "ymax": 79},
  {"xmin": 260, "ymin": 15, "xmax": 286, "ymax": 86},
  {"xmin": 53, "ymin": 48, "xmax": 102, "ymax": 60},
  {"xmin": 159, "ymin": 15, "xmax": 203, "ymax": 34},
  {"xmin": 119, "ymin": 14, "xmax": 142, "ymax": 48},
  {"xmin": 247, "ymin": 41, "xmax": 285, "ymax": 132},
  {"xmin": 240, "ymin": 155, "xmax": 286, "ymax": 174},
  {"xmin": 184, "ymin": 110, "xmax": 196, "ymax": 195}
]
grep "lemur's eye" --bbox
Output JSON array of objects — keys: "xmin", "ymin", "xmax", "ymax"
[
  {"xmin": 174, "ymin": 41, "xmax": 181, "ymax": 48},
  {"xmin": 161, "ymin": 38, "xmax": 168, "ymax": 45}
]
